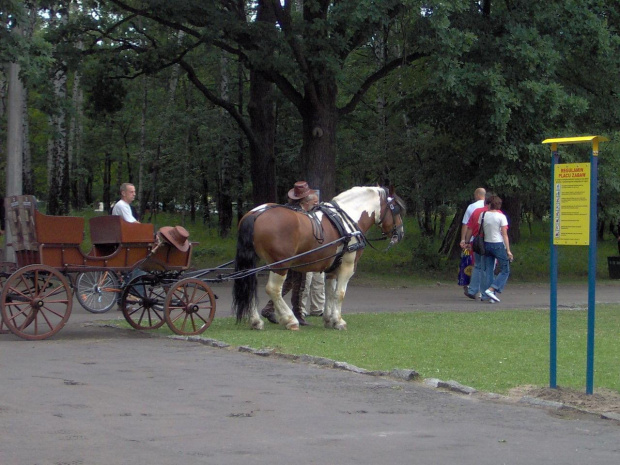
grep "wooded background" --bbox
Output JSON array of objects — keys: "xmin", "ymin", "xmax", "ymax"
[{"xmin": 2, "ymin": 0, "xmax": 619, "ymax": 258}]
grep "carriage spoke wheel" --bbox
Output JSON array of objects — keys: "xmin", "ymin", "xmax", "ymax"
[
  {"xmin": 0, "ymin": 272, "xmax": 10, "ymax": 334},
  {"xmin": 0, "ymin": 264, "xmax": 72, "ymax": 340},
  {"xmin": 75, "ymin": 271, "xmax": 121, "ymax": 314},
  {"xmin": 120, "ymin": 275, "xmax": 167, "ymax": 330},
  {"xmin": 164, "ymin": 278, "xmax": 216, "ymax": 335}
]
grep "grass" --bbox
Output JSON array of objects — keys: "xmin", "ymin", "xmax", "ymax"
[{"xmin": 116, "ymin": 304, "xmax": 620, "ymax": 395}]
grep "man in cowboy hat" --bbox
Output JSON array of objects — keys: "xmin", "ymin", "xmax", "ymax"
[{"xmin": 260, "ymin": 181, "xmax": 317, "ymax": 326}]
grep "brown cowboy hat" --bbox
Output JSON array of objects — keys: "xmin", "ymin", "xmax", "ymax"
[
  {"xmin": 287, "ymin": 181, "xmax": 316, "ymax": 200},
  {"xmin": 158, "ymin": 225, "xmax": 190, "ymax": 252}
]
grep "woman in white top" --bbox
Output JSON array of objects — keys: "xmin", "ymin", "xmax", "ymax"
[{"xmin": 480, "ymin": 195, "xmax": 513, "ymax": 303}]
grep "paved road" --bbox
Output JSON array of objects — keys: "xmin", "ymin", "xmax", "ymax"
[{"xmin": 1, "ymin": 280, "xmax": 619, "ymax": 464}]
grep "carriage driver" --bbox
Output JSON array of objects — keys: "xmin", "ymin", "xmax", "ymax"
[
  {"xmin": 260, "ymin": 181, "xmax": 317, "ymax": 326},
  {"xmin": 112, "ymin": 183, "xmax": 139, "ymax": 223}
]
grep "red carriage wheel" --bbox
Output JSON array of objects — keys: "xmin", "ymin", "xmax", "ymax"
[
  {"xmin": 0, "ymin": 271, "xmax": 9, "ymax": 334},
  {"xmin": 0, "ymin": 264, "xmax": 72, "ymax": 340},
  {"xmin": 164, "ymin": 278, "xmax": 216, "ymax": 336},
  {"xmin": 120, "ymin": 274, "xmax": 167, "ymax": 330}
]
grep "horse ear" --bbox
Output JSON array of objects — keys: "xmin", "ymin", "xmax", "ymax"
[{"xmin": 389, "ymin": 185, "xmax": 395, "ymax": 197}]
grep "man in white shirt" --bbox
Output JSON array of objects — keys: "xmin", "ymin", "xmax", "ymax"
[
  {"xmin": 459, "ymin": 187, "xmax": 485, "ymax": 297},
  {"xmin": 460, "ymin": 187, "xmax": 485, "ymax": 248},
  {"xmin": 112, "ymin": 183, "xmax": 139, "ymax": 222}
]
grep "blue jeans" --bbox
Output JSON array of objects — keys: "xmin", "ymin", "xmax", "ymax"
[
  {"xmin": 467, "ymin": 251, "xmax": 485, "ymax": 296},
  {"xmin": 482, "ymin": 242, "xmax": 510, "ymax": 293}
]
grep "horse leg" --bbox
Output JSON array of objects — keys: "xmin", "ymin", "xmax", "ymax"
[
  {"xmin": 324, "ymin": 254, "xmax": 355, "ymax": 330},
  {"xmin": 248, "ymin": 298, "xmax": 264, "ymax": 330},
  {"xmin": 265, "ymin": 272, "xmax": 299, "ymax": 330}
]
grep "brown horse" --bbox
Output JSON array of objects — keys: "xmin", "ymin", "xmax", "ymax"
[{"xmin": 232, "ymin": 186, "xmax": 405, "ymax": 330}]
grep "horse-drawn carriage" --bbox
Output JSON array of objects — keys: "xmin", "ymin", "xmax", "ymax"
[
  {"xmin": 0, "ymin": 195, "xmax": 216, "ymax": 340},
  {"xmin": 1, "ymin": 186, "xmax": 405, "ymax": 340}
]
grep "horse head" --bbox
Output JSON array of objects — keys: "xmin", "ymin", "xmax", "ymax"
[{"xmin": 378, "ymin": 187, "xmax": 406, "ymax": 249}]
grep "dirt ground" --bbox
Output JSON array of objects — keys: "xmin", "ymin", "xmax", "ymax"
[{"xmin": 506, "ymin": 385, "xmax": 620, "ymax": 415}]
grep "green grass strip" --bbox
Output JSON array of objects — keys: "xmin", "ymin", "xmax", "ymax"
[{"xmin": 118, "ymin": 305, "xmax": 620, "ymax": 394}]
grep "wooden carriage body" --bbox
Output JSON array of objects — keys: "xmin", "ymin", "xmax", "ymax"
[
  {"xmin": 1, "ymin": 196, "xmax": 215, "ymax": 341},
  {"xmin": 4, "ymin": 195, "xmax": 192, "ymax": 272}
]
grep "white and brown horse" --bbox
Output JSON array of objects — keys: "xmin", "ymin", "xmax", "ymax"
[{"xmin": 232, "ymin": 186, "xmax": 405, "ymax": 330}]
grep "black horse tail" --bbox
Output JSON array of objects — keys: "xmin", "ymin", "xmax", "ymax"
[{"xmin": 233, "ymin": 214, "xmax": 259, "ymax": 322}]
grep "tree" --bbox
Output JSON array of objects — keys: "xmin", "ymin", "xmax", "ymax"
[
  {"xmin": 390, "ymin": 0, "xmax": 620, "ymax": 255},
  {"xmin": 92, "ymin": 0, "xmax": 426, "ymax": 201}
]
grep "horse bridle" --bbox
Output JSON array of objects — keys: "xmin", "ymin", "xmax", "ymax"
[{"xmin": 379, "ymin": 189, "xmax": 405, "ymax": 249}]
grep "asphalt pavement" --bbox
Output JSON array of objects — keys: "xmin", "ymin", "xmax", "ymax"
[{"xmin": 1, "ymin": 280, "xmax": 619, "ymax": 464}]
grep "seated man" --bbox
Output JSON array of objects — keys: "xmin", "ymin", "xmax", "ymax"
[{"xmin": 112, "ymin": 183, "xmax": 139, "ymax": 223}]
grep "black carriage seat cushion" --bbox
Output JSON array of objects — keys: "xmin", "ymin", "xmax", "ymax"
[{"xmin": 89, "ymin": 216, "xmax": 154, "ymax": 245}]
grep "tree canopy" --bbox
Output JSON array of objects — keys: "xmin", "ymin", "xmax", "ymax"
[{"xmin": 1, "ymin": 0, "xmax": 619, "ymax": 245}]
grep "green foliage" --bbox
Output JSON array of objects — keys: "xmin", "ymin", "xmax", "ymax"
[{"xmin": 3, "ymin": 1, "xmax": 620, "ymax": 248}]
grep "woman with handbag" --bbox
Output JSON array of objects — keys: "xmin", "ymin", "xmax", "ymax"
[{"xmin": 480, "ymin": 195, "xmax": 513, "ymax": 303}]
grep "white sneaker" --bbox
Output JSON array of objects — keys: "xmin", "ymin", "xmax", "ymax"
[{"xmin": 485, "ymin": 289, "xmax": 500, "ymax": 302}]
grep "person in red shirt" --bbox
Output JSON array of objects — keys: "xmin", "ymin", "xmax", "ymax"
[{"xmin": 463, "ymin": 195, "xmax": 491, "ymax": 301}]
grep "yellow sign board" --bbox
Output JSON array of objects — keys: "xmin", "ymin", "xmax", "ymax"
[{"xmin": 553, "ymin": 162, "xmax": 590, "ymax": 245}]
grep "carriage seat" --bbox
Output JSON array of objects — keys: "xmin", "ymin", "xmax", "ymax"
[
  {"xmin": 34, "ymin": 210, "xmax": 84, "ymax": 245},
  {"xmin": 89, "ymin": 215, "xmax": 155, "ymax": 245}
]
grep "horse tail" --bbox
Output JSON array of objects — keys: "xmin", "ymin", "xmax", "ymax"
[{"xmin": 233, "ymin": 214, "xmax": 259, "ymax": 322}]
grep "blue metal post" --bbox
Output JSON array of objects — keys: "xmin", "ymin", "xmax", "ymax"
[
  {"xmin": 549, "ymin": 147, "xmax": 558, "ymax": 389},
  {"xmin": 586, "ymin": 148, "xmax": 598, "ymax": 395}
]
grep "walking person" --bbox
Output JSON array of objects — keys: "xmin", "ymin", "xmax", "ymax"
[
  {"xmin": 460, "ymin": 187, "xmax": 486, "ymax": 250},
  {"xmin": 480, "ymin": 195, "xmax": 513, "ymax": 303},
  {"xmin": 463, "ymin": 194, "xmax": 491, "ymax": 300},
  {"xmin": 460, "ymin": 188, "xmax": 485, "ymax": 292}
]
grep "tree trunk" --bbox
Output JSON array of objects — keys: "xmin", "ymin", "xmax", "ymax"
[
  {"xmin": 217, "ymin": 52, "xmax": 233, "ymax": 237},
  {"xmin": 503, "ymin": 195, "xmax": 522, "ymax": 244},
  {"xmin": 6, "ymin": 47, "xmax": 25, "ymax": 197},
  {"xmin": 103, "ymin": 151, "xmax": 112, "ymax": 212},
  {"xmin": 438, "ymin": 204, "xmax": 467, "ymax": 260},
  {"xmin": 47, "ymin": 65, "xmax": 70, "ymax": 216},
  {"xmin": 47, "ymin": 8, "xmax": 70, "ymax": 216},
  {"xmin": 236, "ymin": 58, "xmax": 245, "ymax": 222},
  {"xmin": 21, "ymin": 87, "xmax": 33, "ymax": 195},
  {"xmin": 300, "ymin": 86, "xmax": 338, "ymax": 200},
  {"xmin": 5, "ymin": 56, "xmax": 24, "ymax": 263},
  {"xmin": 138, "ymin": 74, "xmax": 148, "ymax": 216},
  {"xmin": 246, "ymin": 2, "xmax": 277, "ymax": 206},
  {"xmin": 69, "ymin": 69, "xmax": 84, "ymax": 208}
]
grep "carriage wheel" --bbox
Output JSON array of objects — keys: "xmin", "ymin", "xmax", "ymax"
[
  {"xmin": 0, "ymin": 271, "xmax": 11, "ymax": 334},
  {"xmin": 0, "ymin": 272, "xmax": 10, "ymax": 334},
  {"xmin": 0, "ymin": 264, "xmax": 72, "ymax": 340},
  {"xmin": 164, "ymin": 278, "xmax": 216, "ymax": 335},
  {"xmin": 120, "ymin": 275, "xmax": 167, "ymax": 330},
  {"xmin": 75, "ymin": 271, "xmax": 121, "ymax": 314}
]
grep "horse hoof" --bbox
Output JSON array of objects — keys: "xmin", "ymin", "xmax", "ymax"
[
  {"xmin": 286, "ymin": 323, "xmax": 300, "ymax": 331},
  {"xmin": 251, "ymin": 320, "xmax": 264, "ymax": 330}
]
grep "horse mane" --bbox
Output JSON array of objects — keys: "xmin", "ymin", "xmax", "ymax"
[{"xmin": 331, "ymin": 186, "xmax": 382, "ymax": 220}]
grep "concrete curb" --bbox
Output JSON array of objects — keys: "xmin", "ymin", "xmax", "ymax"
[{"xmin": 163, "ymin": 332, "xmax": 620, "ymax": 421}]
